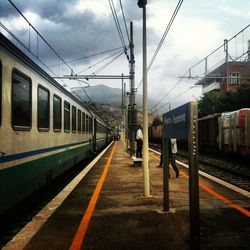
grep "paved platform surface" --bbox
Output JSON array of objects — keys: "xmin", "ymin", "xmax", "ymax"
[{"xmin": 4, "ymin": 141, "xmax": 250, "ymax": 249}]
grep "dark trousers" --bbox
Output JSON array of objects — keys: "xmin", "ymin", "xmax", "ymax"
[
  {"xmin": 136, "ymin": 139, "xmax": 143, "ymax": 158},
  {"xmin": 170, "ymin": 153, "xmax": 179, "ymax": 175},
  {"xmin": 160, "ymin": 153, "xmax": 179, "ymax": 176}
]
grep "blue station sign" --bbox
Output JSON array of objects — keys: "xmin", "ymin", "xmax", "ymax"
[{"xmin": 163, "ymin": 102, "xmax": 189, "ymax": 140}]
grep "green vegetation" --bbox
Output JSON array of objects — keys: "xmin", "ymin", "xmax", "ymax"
[{"xmin": 198, "ymin": 86, "xmax": 250, "ymax": 117}]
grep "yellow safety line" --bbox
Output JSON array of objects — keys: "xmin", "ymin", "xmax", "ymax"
[
  {"xmin": 150, "ymin": 151, "xmax": 250, "ymax": 217},
  {"xmin": 69, "ymin": 142, "xmax": 117, "ymax": 250}
]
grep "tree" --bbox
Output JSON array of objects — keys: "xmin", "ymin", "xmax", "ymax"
[
  {"xmin": 198, "ymin": 86, "xmax": 250, "ymax": 117},
  {"xmin": 198, "ymin": 91, "xmax": 221, "ymax": 117}
]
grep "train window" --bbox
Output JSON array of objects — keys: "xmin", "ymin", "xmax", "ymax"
[
  {"xmin": 64, "ymin": 101, "xmax": 70, "ymax": 132},
  {"xmin": 78, "ymin": 109, "xmax": 81, "ymax": 132},
  {"xmin": 82, "ymin": 112, "xmax": 85, "ymax": 132},
  {"xmin": 0, "ymin": 61, "xmax": 2, "ymax": 126},
  {"xmin": 86, "ymin": 114, "xmax": 89, "ymax": 133},
  {"xmin": 12, "ymin": 69, "xmax": 32, "ymax": 130},
  {"xmin": 53, "ymin": 95, "xmax": 62, "ymax": 131},
  {"xmin": 72, "ymin": 106, "xmax": 76, "ymax": 133},
  {"xmin": 38, "ymin": 85, "xmax": 50, "ymax": 131},
  {"xmin": 89, "ymin": 117, "xmax": 93, "ymax": 133}
]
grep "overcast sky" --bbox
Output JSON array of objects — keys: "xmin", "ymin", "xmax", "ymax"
[{"xmin": 1, "ymin": 0, "xmax": 250, "ymax": 113}]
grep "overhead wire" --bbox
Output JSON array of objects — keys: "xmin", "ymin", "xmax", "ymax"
[
  {"xmin": 150, "ymin": 74, "xmax": 187, "ymax": 112},
  {"xmin": 50, "ymin": 46, "xmax": 125, "ymax": 68},
  {"xmin": 147, "ymin": 0, "xmax": 183, "ymax": 73},
  {"xmin": 137, "ymin": 0, "xmax": 184, "ymax": 90},
  {"xmin": 153, "ymin": 24, "xmax": 250, "ymax": 113},
  {"xmin": 108, "ymin": 0, "xmax": 129, "ymax": 60},
  {"xmin": 91, "ymin": 50, "xmax": 125, "ymax": 75},
  {"xmin": 108, "ymin": 0, "xmax": 126, "ymax": 48},
  {"xmin": 77, "ymin": 48, "xmax": 124, "ymax": 74},
  {"xmin": 7, "ymin": 0, "xmax": 75, "ymax": 74},
  {"xmin": 119, "ymin": 0, "xmax": 130, "ymax": 43}
]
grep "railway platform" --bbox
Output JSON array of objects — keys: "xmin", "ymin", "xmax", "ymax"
[{"xmin": 3, "ymin": 141, "xmax": 250, "ymax": 250}]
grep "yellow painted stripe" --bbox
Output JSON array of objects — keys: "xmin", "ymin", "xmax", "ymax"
[
  {"xmin": 150, "ymin": 151, "xmax": 250, "ymax": 217},
  {"xmin": 69, "ymin": 142, "xmax": 117, "ymax": 250}
]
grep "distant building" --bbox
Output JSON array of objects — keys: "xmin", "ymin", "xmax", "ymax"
[{"xmin": 196, "ymin": 40, "xmax": 250, "ymax": 94}]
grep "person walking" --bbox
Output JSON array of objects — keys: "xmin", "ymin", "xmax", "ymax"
[
  {"xmin": 136, "ymin": 125, "xmax": 143, "ymax": 158},
  {"xmin": 169, "ymin": 138, "xmax": 179, "ymax": 178}
]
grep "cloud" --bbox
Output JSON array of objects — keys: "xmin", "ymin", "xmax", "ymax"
[
  {"xmin": 220, "ymin": 6, "xmax": 250, "ymax": 20},
  {"xmin": 1, "ymin": 0, "xmax": 250, "ymax": 110}
]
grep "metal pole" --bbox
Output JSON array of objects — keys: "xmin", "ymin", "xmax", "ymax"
[
  {"xmin": 121, "ymin": 74, "xmax": 125, "ymax": 143},
  {"xmin": 124, "ymin": 82, "xmax": 128, "ymax": 149},
  {"xmin": 142, "ymin": 4, "xmax": 150, "ymax": 197},
  {"xmin": 129, "ymin": 22, "xmax": 136, "ymax": 156},
  {"xmin": 162, "ymin": 135, "xmax": 169, "ymax": 211},
  {"xmin": 188, "ymin": 102, "xmax": 200, "ymax": 249}
]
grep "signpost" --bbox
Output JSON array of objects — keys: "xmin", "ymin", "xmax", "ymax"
[{"xmin": 163, "ymin": 101, "xmax": 200, "ymax": 249}]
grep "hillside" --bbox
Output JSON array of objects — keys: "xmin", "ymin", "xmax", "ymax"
[
  {"xmin": 77, "ymin": 84, "xmax": 156, "ymax": 109},
  {"xmin": 73, "ymin": 84, "xmax": 159, "ymax": 127}
]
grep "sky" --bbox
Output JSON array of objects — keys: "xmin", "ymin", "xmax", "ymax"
[{"xmin": 1, "ymin": 0, "xmax": 250, "ymax": 113}]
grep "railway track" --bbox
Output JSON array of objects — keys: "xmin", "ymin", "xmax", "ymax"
[{"xmin": 150, "ymin": 143, "xmax": 250, "ymax": 192}]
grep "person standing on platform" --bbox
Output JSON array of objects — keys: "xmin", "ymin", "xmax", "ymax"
[
  {"xmin": 136, "ymin": 124, "xmax": 143, "ymax": 158},
  {"xmin": 169, "ymin": 138, "xmax": 179, "ymax": 178}
]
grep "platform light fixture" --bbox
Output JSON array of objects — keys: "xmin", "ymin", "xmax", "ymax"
[{"xmin": 137, "ymin": 0, "xmax": 147, "ymax": 8}]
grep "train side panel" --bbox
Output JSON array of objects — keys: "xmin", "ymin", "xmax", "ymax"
[
  {"xmin": 0, "ymin": 34, "xmax": 111, "ymax": 214},
  {"xmin": 219, "ymin": 109, "xmax": 250, "ymax": 155},
  {"xmin": 198, "ymin": 114, "xmax": 220, "ymax": 152}
]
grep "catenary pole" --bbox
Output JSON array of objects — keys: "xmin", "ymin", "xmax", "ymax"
[
  {"xmin": 129, "ymin": 22, "xmax": 136, "ymax": 156},
  {"xmin": 138, "ymin": 0, "xmax": 150, "ymax": 197}
]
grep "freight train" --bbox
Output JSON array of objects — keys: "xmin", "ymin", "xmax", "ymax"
[
  {"xmin": 149, "ymin": 108, "xmax": 250, "ymax": 156},
  {"xmin": 0, "ymin": 33, "xmax": 112, "ymax": 214}
]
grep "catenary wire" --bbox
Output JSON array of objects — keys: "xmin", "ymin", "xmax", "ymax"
[
  {"xmin": 137, "ymin": 0, "xmax": 183, "ymax": 90},
  {"xmin": 119, "ymin": 0, "xmax": 130, "ymax": 43},
  {"xmin": 50, "ymin": 46, "xmax": 125, "ymax": 68},
  {"xmin": 7, "ymin": 0, "xmax": 74, "ymax": 74},
  {"xmin": 77, "ymin": 48, "xmax": 124, "ymax": 74},
  {"xmin": 91, "ymin": 50, "xmax": 125, "ymax": 75},
  {"xmin": 151, "ymin": 24, "xmax": 250, "ymax": 113},
  {"xmin": 108, "ymin": 0, "xmax": 126, "ymax": 49}
]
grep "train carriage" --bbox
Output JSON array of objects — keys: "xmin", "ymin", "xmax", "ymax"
[
  {"xmin": 0, "ymin": 33, "xmax": 111, "ymax": 214},
  {"xmin": 148, "ymin": 109, "xmax": 250, "ymax": 157},
  {"xmin": 198, "ymin": 113, "xmax": 220, "ymax": 152}
]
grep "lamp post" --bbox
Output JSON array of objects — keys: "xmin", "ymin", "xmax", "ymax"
[{"xmin": 138, "ymin": 0, "xmax": 150, "ymax": 197}]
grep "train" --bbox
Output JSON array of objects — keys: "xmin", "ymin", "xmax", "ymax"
[
  {"xmin": 149, "ymin": 108, "xmax": 250, "ymax": 156},
  {"xmin": 0, "ymin": 33, "xmax": 113, "ymax": 214}
]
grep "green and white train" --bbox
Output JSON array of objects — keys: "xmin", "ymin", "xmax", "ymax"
[{"xmin": 0, "ymin": 33, "xmax": 112, "ymax": 214}]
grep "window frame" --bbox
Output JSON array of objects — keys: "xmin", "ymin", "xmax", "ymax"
[
  {"xmin": 64, "ymin": 101, "xmax": 70, "ymax": 132},
  {"xmin": 37, "ymin": 84, "xmax": 50, "ymax": 131},
  {"xmin": 82, "ymin": 112, "xmax": 85, "ymax": 132},
  {"xmin": 229, "ymin": 72, "xmax": 240, "ymax": 84},
  {"xmin": 53, "ymin": 94, "xmax": 62, "ymax": 132},
  {"xmin": 86, "ymin": 114, "xmax": 89, "ymax": 133},
  {"xmin": 78, "ymin": 109, "xmax": 82, "ymax": 133},
  {"xmin": 12, "ymin": 68, "xmax": 32, "ymax": 131},
  {"xmin": 72, "ymin": 106, "xmax": 76, "ymax": 133},
  {"xmin": 89, "ymin": 116, "xmax": 93, "ymax": 133}
]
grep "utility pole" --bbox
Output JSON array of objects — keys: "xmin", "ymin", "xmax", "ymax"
[
  {"xmin": 129, "ymin": 21, "xmax": 136, "ymax": 156},
  {"xmin": 121, "ymin": 74, "xmax": 125, "ymax": 143},
  {"xmin": 121, "ymin": 74, "xmax": 127, "ymax": 146},
  {"xmin": 138, "ymin": 0, "xmax": 150, "ymax": 197}
]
